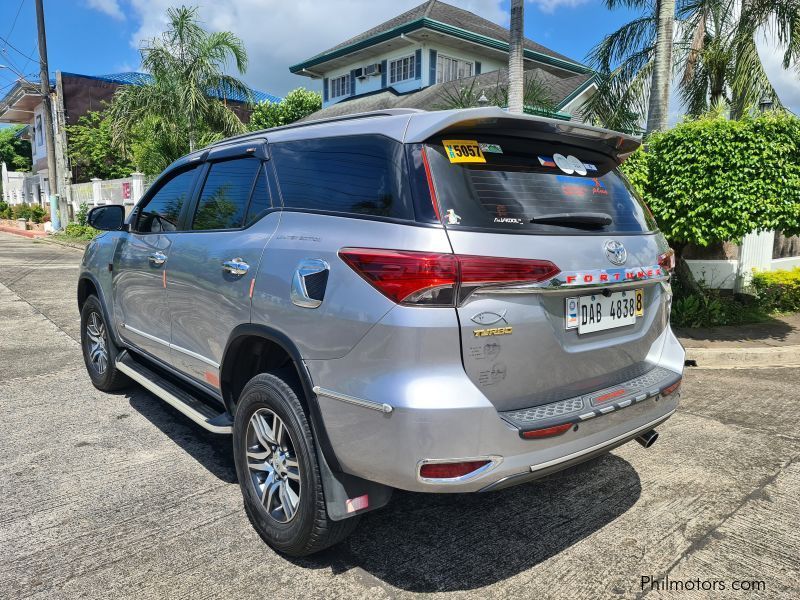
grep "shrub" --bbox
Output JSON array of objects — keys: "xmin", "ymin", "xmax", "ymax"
[
  {"xmin": 0, "ymin": 205, "xmax": 11, "ymax": 219},
  {"xmin": 751, "ymin": 268, "xmax": 800, "ymax": 313},
  {"xmin": 12, "ymin": 204, "xmax": 32, "ymax": 220},
  {"xmin": 0, "ymin": 200, "xmax": 8, "ymax": 214},
  {"xmin": 29, "ymin": 204, "xmax": 46, "ymax": 224},
  {"xmin": 64, "ymin": 223, "xmax": 100, "ymax": 240},
  {"xmin": 76, "ymin": 202, "xmax": 90, "ymax": 226}
]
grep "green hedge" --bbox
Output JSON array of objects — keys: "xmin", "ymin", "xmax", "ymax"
[
  {"xmin": 64, "ymin": 223, "xmax": 100, "ymax": 241},
  {"xmin": 751, "ymin": 267, "xmax": 800, "ymax": 313}
]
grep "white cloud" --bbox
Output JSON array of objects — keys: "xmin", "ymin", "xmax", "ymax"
[
  {"xmin": 123, "ymin": 0, "xmax": 508, "ymax": 97},
  {"xmin": 527, "ymin": 0, "xmax": 590, "ymax": 15},
  {"xmin": 85, "ymin": 0, "xmax": 125, "ymax": 21}
]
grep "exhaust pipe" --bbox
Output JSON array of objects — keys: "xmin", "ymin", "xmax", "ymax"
[{"xmin": 636, "ymin": 429, "xmax": 659, "ymax": 448}]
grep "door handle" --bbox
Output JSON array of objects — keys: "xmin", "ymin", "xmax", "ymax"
[
  {"xmin": 148, "ymin": 252, "xmax": 167, "ymax": 266},
  {"xmin": 222, "ymin": 257, "xmax": 249, "ymax": 276}
]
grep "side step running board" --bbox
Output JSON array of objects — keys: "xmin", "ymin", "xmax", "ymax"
[{"xmin": 116, "ymin": 351, "xmax": 232, "ymax": 434}]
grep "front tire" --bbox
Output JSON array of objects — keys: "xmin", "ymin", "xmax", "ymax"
[
  {"xmin": 233, "ymin": 372, "xmax": 359, "ymax": 556},
  {"xmin": 80, "ymin": 295, "xmax": 128, "ymax": 392}
]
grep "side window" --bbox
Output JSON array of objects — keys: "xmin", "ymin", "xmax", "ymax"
[
  {"xmin": 244, "ymin": 165, "xmax": 274, "ymax": 226},
  {"xmin": 270, "ymin": 135, "xmax": 413, "ymax": 220},
  {"xmin": 136, "ymin": 167, "xmax": 198, "ymax": 233},
  {"xmin": 192, "ymin": 158, "xmax": 261, "ymax": 230}
]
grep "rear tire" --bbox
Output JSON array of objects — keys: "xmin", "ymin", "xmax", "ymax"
[
  {"xmin": 80, "ymin": 295, "xmax": 129, "ymax": 392},
  {"xmin": 233, "ymin": 372, "xmax": 359, "ymax": 556}
]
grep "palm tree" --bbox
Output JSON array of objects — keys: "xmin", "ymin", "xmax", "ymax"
[
  {"xmin": 508, "ymin": 0, "xmax": 525, "ymax": 114},
  {"xmin": 109, "ymin": 5, "xmax": 250, "ymax": 157},
  {"xmin": 584, "ymin": 0, "xmax": 800, "ymax": 128},
  {"xmin": 646, "ymin": 0, "xmax": 676, "ymax": 132}
]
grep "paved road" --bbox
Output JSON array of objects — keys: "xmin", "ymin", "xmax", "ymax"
[{"xmin": 1, "ymin": 232, "xmax": 798, "ymax": 599}]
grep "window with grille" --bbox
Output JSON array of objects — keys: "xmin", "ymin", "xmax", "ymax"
[
  {"xmin": 389, "ymin": 55, "xmax": 415, "ymax": 84},
  {"xmin": 330, "ymin": 74, "xmax": 350, "ymax": 98},
  {"xmin": 436, "ymin": 54, "xmax": 474, "ymax": 84}
]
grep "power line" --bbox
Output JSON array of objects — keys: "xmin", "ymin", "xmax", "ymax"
[
  {"xmin": 5, "ymin": 0, "xmax": 27, "ymax": 41},
  {"xmin": 0, "ymin": 33, "xmax": 39, "ymax": 64}
]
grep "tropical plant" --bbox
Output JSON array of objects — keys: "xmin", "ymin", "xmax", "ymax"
[
  {"xmin": 249, "ymin": 88, "xmax": 322, "ymax": 131},
  {"xmin": 437, "ymin": 71, "xmax": 556, "ymax": 114},
  {"xmin": 647, "ymin": 0, "xmax": 676, "ymax": 132},
  {"xmin": 108, "ymin": 5, "xmax": 250, "ymax": 161},
  {"xmin": 584, "ymin": 0, "xmax": 800, "ymax": 128},
  {"xmin": 66, "ymin": 109, "xmax": 136, "ymax": 182}
]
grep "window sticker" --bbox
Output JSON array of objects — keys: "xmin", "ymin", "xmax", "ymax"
[
  {"xmin": 567, "ymin": 155, "xmax": 588, "ymax": 176},
  {"xmin": 556, "ymin": 175, "xmax": 608, "ymax": 195},
  {"xmin": 493, "ymin": 217, "xmax": 524, "ymax": 224},
  {"xmin": 445, "ymin": 209, "xmax": 462, "ymax": 224},
  {"xmin": 583, "ymin": 162, "xmax": 598, "ymax": 171},
  {"xmin": 480, "ymin": 143, "xmax": 503, "ymax": 154},
  {"xmin": 554, "ymin": 153, "xmax": 588, "ymax": 175},
  {"xmin": 538, "ymin": 155, "xmax": 556, "ymax": 167},
  {"xmin": 442, "ymin": 139, "xmax": 486, "ymax": 163}
]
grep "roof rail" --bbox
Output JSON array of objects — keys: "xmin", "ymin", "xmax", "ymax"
[{"xmin": 208, "ymin": 108, "xmax": 424, "ymax": 148}]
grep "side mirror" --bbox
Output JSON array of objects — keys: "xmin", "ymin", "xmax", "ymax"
[{"xmin": 87, "ymin": 205, "xmax": 126, "ymax": 231}]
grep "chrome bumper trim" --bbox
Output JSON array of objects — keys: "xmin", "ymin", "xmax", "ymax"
[{"xmin": 313, "ymin": 386, "xmax": 393, "ymax": 414}]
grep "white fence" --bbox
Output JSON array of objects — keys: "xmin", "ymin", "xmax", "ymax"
[{"xmin": 66, "ymin": 173, "xmax": 150, "ymax": 217}]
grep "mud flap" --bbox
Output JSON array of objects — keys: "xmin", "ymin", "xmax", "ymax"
[{"xmin": 315, "ymin": 441, "xmax": 393, "ymax": 521}]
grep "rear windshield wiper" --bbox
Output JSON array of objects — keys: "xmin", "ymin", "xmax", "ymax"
[{"xmin": 530, "ymin": 212, "xmax": 613, "ymax": 228}]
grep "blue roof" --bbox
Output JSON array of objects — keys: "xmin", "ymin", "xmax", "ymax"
[{"xmin": 47, "ymin": 71, "xmax": 281, "ymax": 104}]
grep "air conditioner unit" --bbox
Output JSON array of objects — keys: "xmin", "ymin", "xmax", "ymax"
[
  {"xmin": 364, "ymin": 63, "xmax": 381, "ymax": 76},
  {"xmin": 353, "ymin": 67, "xmax": 365, "ymax": 79}
]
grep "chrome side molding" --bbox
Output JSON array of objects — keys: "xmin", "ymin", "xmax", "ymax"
[{"xmin": 313, "ymin": 386, "xmax": 393, "ymax": 414}]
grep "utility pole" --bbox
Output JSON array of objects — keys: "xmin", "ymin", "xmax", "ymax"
[
  {"xmin": 507, "ymin": 0, "xmax": 525, "ymax": 114},
  {"xmin": 35, "ymin": 0, "xmax": 60, "ymax": 229}
]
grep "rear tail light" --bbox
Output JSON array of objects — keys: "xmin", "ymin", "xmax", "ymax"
[
  {"xmin": 658, "ymin": 249, "xmax": 675, "ymax": 272},
  {"xmin": 339, "ymin": 248, "xmax": 559, "ymax": 306},
  {"xmin": 521, "ymin": 422, "xmax": 574, "ymax": 439},
  {"xmin": 419, "ymin": 460, "xmax": 490, "ymax": 480}
]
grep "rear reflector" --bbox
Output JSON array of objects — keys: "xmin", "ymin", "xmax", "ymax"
[
  {"xmin": 339, "ymin": 248, "xmax": 559, "ymax": 305},
  {"xmin": 662, "ymin": 379, "xmax": 682, "ymax": 396},
  {"xmin": 419, "ymin": 460, "xmax": 490, "ymax": 479},
  {"xmin": 521, "ymin": 422, "xmax": 574, "ymax": 439}
]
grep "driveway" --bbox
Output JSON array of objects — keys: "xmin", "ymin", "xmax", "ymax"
[{"xmin": 1, "ymin": 232, "xmax": 798, "ymax": 599}]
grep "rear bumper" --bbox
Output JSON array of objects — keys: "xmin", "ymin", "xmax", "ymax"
[{"xmin": 305, "ymin": 306, "xmax": 685, "ymax": 494}]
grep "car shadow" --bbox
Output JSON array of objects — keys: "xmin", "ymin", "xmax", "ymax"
[
  {"xmin": 298, "ymin": 454, "xmax": 642, "ymax": 592},
  {"xmin": 124, "ymin": 385, "xmax": 641, "ymax": 592},
  {"xmin": 125, "ymin": 387, "xmax": 237, "ymax": 483}
]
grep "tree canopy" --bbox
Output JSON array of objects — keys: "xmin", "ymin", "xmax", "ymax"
[
  {"xmin": 108, "ymin": 4, "xmax": 250, "ymax": 170},
  {"xmin": 249, "ymin": 88, "xmax": 322, "ymax": 131},
  {"xmin": 0, "ymin": 125, "xmax": 32, "ymax": 172},
  {"xmin": 66, "ymin": 110, "xmax": 135, "ymax": 182}
]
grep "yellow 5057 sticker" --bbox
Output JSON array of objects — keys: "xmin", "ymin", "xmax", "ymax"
[{"xmin": 443, "ymin": 139, "xmax": 486, "ymax": 163}]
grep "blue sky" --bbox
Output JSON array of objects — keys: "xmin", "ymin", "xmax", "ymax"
[{"xmin": 1, "ymin": 0, "xmax": 798, "ymax": 114}]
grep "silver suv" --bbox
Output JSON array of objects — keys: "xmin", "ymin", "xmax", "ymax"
[{"xmin": 79, "ymin": 107, "xmax": 684, "ymax": 556}]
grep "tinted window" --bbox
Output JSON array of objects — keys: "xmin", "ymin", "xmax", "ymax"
[
  {"xmin": 136, "ymin": 167, "xmax": 198, "ymax": 232},
  {"xmin": 426, "ymin": 137, "xmax": 657, "ymax": 234},
  {"xmin": 270, "ymin": 136, "xmax": 413, "ymax": 220},
  {"xmin": 192, "ymin": 158, "xmax": 261, "ymax": 230},
  {"xmin": 245, "ymin": 165, "xmax": 274, "ymax": 226}
]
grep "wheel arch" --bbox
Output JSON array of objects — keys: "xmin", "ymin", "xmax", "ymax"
[
  {"xmin": 220, "ymin": 324, "xmax": 342, "ymax": 471},
  {"xmin": 77, "ymin": 272, "xmax": 124, "ymax": 347}
]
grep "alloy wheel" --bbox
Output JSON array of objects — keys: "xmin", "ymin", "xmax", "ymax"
[
  {"xmin": 246, "ymin": 408, "xmax": 302, "ymax": 523},
  {"xmin": 85, "ymin": 312, "xmax": 108, "ymax": 375}
]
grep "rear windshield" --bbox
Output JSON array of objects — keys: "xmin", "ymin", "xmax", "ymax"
[{"xmin": 425, "ymin": 136, "xmax": 657, "ymax": 234}]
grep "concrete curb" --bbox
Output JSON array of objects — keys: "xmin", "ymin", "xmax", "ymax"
[
  {"xmin": 684, "ymin": 344, "xmax": 800, "ymax": 368},
  {"xmin": 0, "ymin": 225, "xmax": 48, "ymax": 239}
]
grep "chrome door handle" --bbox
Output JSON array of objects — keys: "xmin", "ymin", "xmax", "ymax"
[
  {"xmin": 148, "ymin": 252, "xmax": 167, "ymax": 266},
  {"xmin": 222, "ymin": 257, "xmax": 249, "ymax": 276}
]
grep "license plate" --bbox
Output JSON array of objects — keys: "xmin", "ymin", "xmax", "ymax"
[{"xmin": 565, "ymin": 289, "xmax": 643, "ymax": 334}]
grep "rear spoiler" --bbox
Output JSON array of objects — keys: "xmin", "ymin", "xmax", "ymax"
[{"xmin": 403, "ymin": 107, "xmax": 641, "ymax": 163}]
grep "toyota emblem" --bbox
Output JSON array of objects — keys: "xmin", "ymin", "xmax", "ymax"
[{"xmin": 604, "ymin": 240, "xmax": 627, "ymax": 265}]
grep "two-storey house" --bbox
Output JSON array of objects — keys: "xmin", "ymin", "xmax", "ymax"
[{"xmin": 291, "ymin": 0, "xmax": 597, "ymax": 121}]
